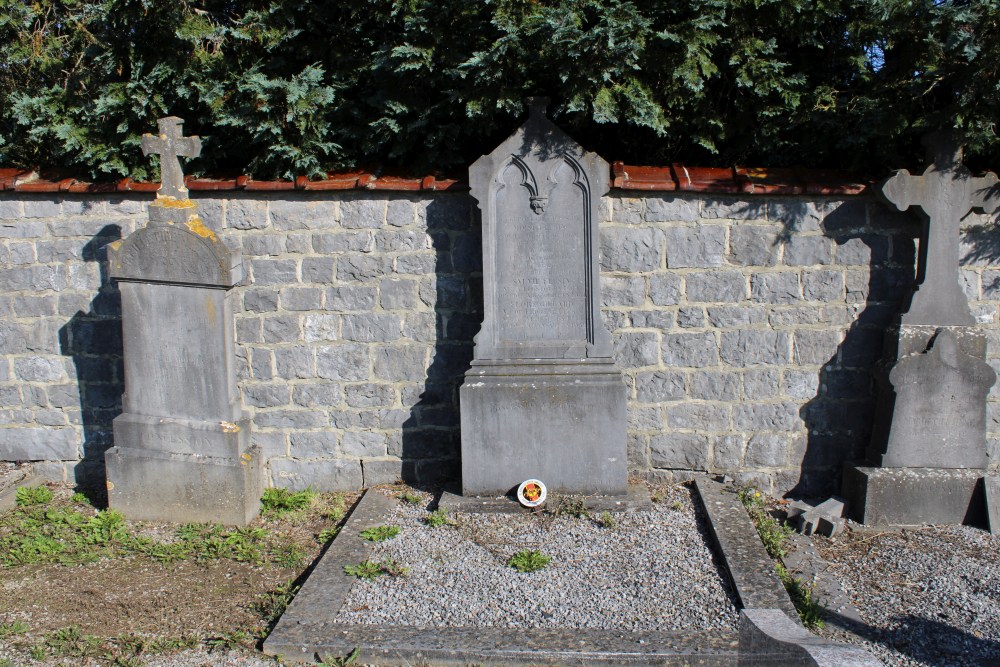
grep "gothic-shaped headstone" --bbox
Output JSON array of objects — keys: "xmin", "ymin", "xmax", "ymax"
[
  {"xmin": 460, "ymin": 99, "xmax": 626, "ymax": 496},
  {"xmin": 845, "ymin": 132, "xmax": 999, "ymax": 527},
  {"xmin": 104, "ymin": 117, "xmax": 261, "ymax": 525}
]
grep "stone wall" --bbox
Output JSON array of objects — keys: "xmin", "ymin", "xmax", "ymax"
[{"xmin": 1, "ymin": 191, "xmax": 998, "ymax": 496}]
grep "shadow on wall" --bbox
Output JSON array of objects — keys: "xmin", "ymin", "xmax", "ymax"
[
  {"xmin": 790, "ymin": 203, "xmax": 918, "ymax": 497},
  {"xmin": 58, "ymin": 225, "xmax": 124, "ymax": 503},
  {"xmin": 399, "ymin": 195, "xmax": 482, "ymax": 489}
]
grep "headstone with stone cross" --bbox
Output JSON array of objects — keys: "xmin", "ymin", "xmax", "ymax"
[
  {"xmin": 104, "ymin": 116, "xmax": 262, "ymax": 525},
  {"xmin": 460, "ymin": 98, "xmax": 627, "ymax": 496},
  {"xmin": 843, "ymin": 131, "xmax": 999, "ymax": 527}
]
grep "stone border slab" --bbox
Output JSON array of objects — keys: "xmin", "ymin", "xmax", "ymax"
[
  {"xmin": 0, "ymin": 471, "xmax": 39, "ymax": 513},
  {"xmin": 692, "ymin": 478, "xmax": 881, "ymax": 667},
  {"xmin": 438, "ymin": 483, "xmax": 653, "ymax": 514}
]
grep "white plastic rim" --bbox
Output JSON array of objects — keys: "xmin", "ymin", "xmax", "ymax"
[{"xmin": 516, "ymin": 479, "xmax": 547, "ymax": 508}]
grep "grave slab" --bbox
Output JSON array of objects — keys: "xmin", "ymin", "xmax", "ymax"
[
  {"xmin": 842, "ymin": 465, "xmax": 986, "ymax": 526},
  {"xmin": 104, "ymin": 117, "xmax": 261, "ymax": 526},
  {"xmin": 461, "ymin": 99, "xmax": 626, "ymax": 496}
]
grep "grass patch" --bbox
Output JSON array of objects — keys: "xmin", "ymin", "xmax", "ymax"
[
  {"xmin": 15, "ymin": 485, "xmax": 53, "ymax": 507},
  {"xmin": 551, "ymin": 496, "xmax": 589, "ymax": 519},
  {"xmin": 0, "ymin": 620, "xmax": 28, "ymax": 637},
  {"xmin": 343, "ymin": 558, "xmax": 409, "ymax": 580},
  {"xmin": 360, "ymin": 525, "xmax": 400, "ymax": 542},
  {"xmin": 595, "ymin": 511, "xmax": 617, "ymax": 529},
  {"xmin": 508, "ymin": 549, "xmax": 551, "ymax": 573}
]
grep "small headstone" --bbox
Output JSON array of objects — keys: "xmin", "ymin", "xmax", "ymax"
[
  {"xmin": 987, "ymin": 477, "xmax": 1000, "ymax": 535},
  {"xmin": 846, "ymin": 131, "xmax": 999, "ymax": 527},
  {"xmin": 104, "ymin": 117, "xmax": 262, "ymax": 526},
  {"xmin": 460, "ymin": 99, "xmax": 627, "ymax": 496}
]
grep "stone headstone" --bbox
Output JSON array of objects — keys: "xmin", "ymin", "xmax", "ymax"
[
  {"xmin": 460, "ymin": 99, "xmax": 627, "ymax": 496},
  {"xmin": 987, "ymin": 476, "xmax": 1000, "ymax": 535},
  {"xmin": 845, "ymin": 132, "xmax": 999, "ymax": 527},
  {"xmin": 104, "ymin": 117, "xmax": 261, "ymax": 526}
]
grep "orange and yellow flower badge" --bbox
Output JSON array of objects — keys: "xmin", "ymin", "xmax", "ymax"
[{"xmin": 516, "ymin": 479, "xmax": 547, "ymax": 508}]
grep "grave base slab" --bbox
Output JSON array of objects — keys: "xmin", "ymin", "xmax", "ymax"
[
  {"xmin": 460, "ymin": 362, "xmax": 627, "ymax": 496},
  {"xmin": 105, "ymin": 417, "xmax": 261, "ymax": 525},
  {"xmin": 842, "ymin": 465, "xmax": 986, "ymax": 526}
]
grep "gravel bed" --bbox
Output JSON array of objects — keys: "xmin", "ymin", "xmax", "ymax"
[
  {"xmin": 336, "ymin": 485, "xmax": 739, "ymax": 632},
  {"xmin": 813, "ymin": 524, "xmax": 1000, "ymax": 666}
]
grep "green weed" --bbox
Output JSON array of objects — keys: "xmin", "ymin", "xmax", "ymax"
[
  {"xmin": 775, "ymin": 563, "xmax": 825, "ymax": 630},
  {"xmin": 45, "ymin": 625, "xmax": 103, "ymax": 658},
  {"xmin": 261, "ymin": 487, "xmax": 316, "ymax": 516},
  {"xmin": 738, "ymin": 486, "xmax": 793, "ymax": 559},
  {"xmin": 360, "ymin": 525, "xmax": 400, "ymax": 542},
  {"xmin": 343, "ymin": 558, "xmax": 409, "ymax": 580},
  {"xmin": 69, "ymin": 492, "xmax": 91, "ymax": 505},
  {"xmin": 595, "ymin": 511, "xmax": 617, "ymax": 529},
  {"xmin": 424, "ymin": 509, "xmax": 451, "ymax": 528},
  {"xmin": 29, "ymin": 646, "xmax": 46, "ymax": 661},
  {"xmin": 15, "ymin": 485, "xmax": 53, "ymax": 506},
  {"xmin": 256, "ymin": 581, "xmax": 300, "ymax": 627},
  {"xmin": 318, "ymin": 647, "xmax": 361, "ymax": 667},
  {"xmin": 274, "ymin": 543, "xmax": 306, "ymax": 569},
  {"xmin": 552, "ymin": 497, "xmax": 589, "ymax": 519},
  {"xmin": 0, "ymin": 658, "xmax": 12, "ymax": 667},
  {"xmin": 0, "ymin": 620, "xmax": 28, "ymax": 636},
  {"xmin": 508, "ymin": 549, "xmax": 551, "ymax": 573},
  {"xmin": 317, "ymin": 527, "xmax": 340, "ymax": 544},
  {"xmin": 205, "ymin": 630, "xmax": 254, "ymax": 651},
  {"xmin": 399, "ymin": 492, "xmax": 422, "ymax": 505}
]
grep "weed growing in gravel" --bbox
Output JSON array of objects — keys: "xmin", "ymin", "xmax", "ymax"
[
  {"xmin": 672, "ymin": 500, "xmax": 684, "ymax": 511},
  {"xmin": 319, "ymin": 647, "xmax": 361, "ymax": 666},
  {"xmin": 0, "ymin": 658, "xmax": 11, "ymax": 667},
  {"xmin": 261, "ymin": 487, "xmax": 316, "ymax": 517},
  {"xmin": 508, "ymin": 549, "xmax": 551, "ymax": 573},
  {"xmin": 399, "ymin": 491, "xmax": 422, "ymax": 505},
  {"xmin": 205, "ymin": 630, "xmax": 255, "ymax": 651},
  {"xmin": 28, "ymin": 646, "xmax": 45, "ymax": 661},
  {"xmin": 317, "ymin": 527, "xmax": 340, "ymax": 544},
  {"xmin": 425, "ymin": 509, "xmax": 452, "ymax": 527},
  {"xmin": 69, "ymin": 492, "xmax": 91, "ymax": 505},
  {"xmin": 256, "ymin": 581, "xmax": 300, "ymax": 628},
  {"xmin": 361, "ymin": 525, "xmax": 401, "ymax": 542},
  {"xmin": 0, "ymin": 620, "xmax": 28, "ymax": 636},
  {"xmin": 595, "ymin": 511, "xmax": 617, "ymax": 529},
  {"xmin": 552, "ymin": 497, "xmax": 590, "ymax": 519},
  {"xmin": 45, "ymin": 625, "xmax": 104, "ymax": 659},
  {"xmin": 344, "ymin": 558, "xmax": 410, "ymax": 579},
  {"xmin": 737, "ymin": 486, "xmax": 793, "ymax": 559},
  {"xmin": 15, "ymin": 485, "xmax": 53, "ymax": 506}
]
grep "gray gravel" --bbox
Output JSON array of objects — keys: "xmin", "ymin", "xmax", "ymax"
[
  {"xmin": 813, "ymin": 523, "xmax": 1000, "ymax": 666},
  {"xmin": 335, "ymin": 485, "xmax": 740, "ymax": 632}
]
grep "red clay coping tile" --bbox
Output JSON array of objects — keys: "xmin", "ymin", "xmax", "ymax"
[{"xmin": 0, "ymin": 165, "xmax": 878, "ymax": 196}]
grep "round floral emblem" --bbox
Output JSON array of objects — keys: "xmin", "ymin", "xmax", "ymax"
[{"xmin": 517, "ymin": 479, "xmax": 547, "ymax": 508}]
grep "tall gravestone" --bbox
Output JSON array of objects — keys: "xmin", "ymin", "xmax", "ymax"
[
  {"xmin": 844, "ymin": 132, "xmax": 999, "ymax": 526},
  {"xmin": 460, "ymin": 99, "xmax": 627, "ymax": 496},
  {"xmin": 104, "ymin": 117, "xmax": 262, "ymax": 525}
]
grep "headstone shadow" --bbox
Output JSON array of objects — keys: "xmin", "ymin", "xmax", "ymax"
[
  {"xmin": 58, "ymin": 225, "xmax": 124, "ymax": 505},
  {"xmin": 399, "ymin": 196, "xmax": 480, "ymax": 491},
  {"xmin": 789, "ymin": 204, "xmax": 917, "ymax": 497}
]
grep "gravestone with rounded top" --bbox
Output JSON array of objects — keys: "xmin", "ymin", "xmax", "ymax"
[
  {"xmin": 460, "ymin": 99, "xmax": 627, "ymax": 496},
  {"xmin": 104, "ymin": 117, "xmax": 261, "ymax": 526},
  {"xmin": 844, "ymin": 132, "xmax": 999, "ymax": 526}
]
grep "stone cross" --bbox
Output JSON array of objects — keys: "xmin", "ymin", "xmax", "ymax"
[
  {"xmin": 141, "ymin": 116, "xmax": 202, "ymax": 201},
  {"xmin": 881, "ymin": 131, "xmax": 999, "ymax": 325}
]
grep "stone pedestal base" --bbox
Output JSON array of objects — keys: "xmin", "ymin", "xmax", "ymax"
[
  {"xmin": 460, "ymin": 361, "xmax": 627, "ymax": 496},
  {"xmin": 107, "ymin": 414, "xmax": 262, "ymax": 525},
  {"xmin": 842, "ymin": 465, "xmax": 986, "ymax": 527}
]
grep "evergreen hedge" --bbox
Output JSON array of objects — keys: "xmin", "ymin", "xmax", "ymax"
[{"xmin": 0, "ymin": 0, "xmax": 996, "ymax": 180}]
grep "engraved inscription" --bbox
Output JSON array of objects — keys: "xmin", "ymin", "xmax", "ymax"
[{"xmin": 117, "ymin": 227, "xmax": 221, "ymax": 283}]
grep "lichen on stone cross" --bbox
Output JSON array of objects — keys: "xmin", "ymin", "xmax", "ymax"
[
  {"xmin": 141, "ymin": 116, "xmax": 202, "ymax": 201},
  {"xmin": 881, "ymin": 131, "xmax": 1000, "ymax": 326}
]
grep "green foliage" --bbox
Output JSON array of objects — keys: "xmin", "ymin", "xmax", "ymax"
[
  {"xmin": 552, "ymin": 497, "xmax": 590, "ymax": 519},
  {"xmin": 399, "ymin": 492, "xmax": 423, "ymax": 506},
  {"xmin": 343, "ymin": 558, "xmax": 409, "ymax": 580},
  {"xmin": 738, "ymin": 486, "xmax": 793, "ymax": 560},
  {"xmin": 261, "ymin": 487, "xmax": 316, "ymax": 517},
  {"xmin": 360, "ymin": 525, "xmax": 401, "ymax": 542},
  {"xmin": 317, "ymin": 527, "xmax": 340, "ymax": 544},
  {"xmin": 15, "ymin": 485, "xmax": 53, "ymax": 507},
  {"xmin": 508, "ymin": 549, "xmax": 551, "ymax": 573},
  {"xmin": 424, "ymin": 509, "xmax": 452, "ymax": 528},
  {"xmin": 776, "ymin": 562, "xmax": 826, "ymax": 630},
  {"xmin": 318, "ymin": 647, "xmax": 361, "ymax": 667},
  {"xmin": 45, "ymin": 626, "xmax": 103, "ymax": 659},
  {"xmin": 0, "ymin": 620, "xmax": 28, "ymax": 637},
  {"xmin": 0, "ymin": 1, "xmax": 996, "ymax": 178},
  {"xmin": 595, "ymin": 511, "xmax": 617, "ymax": 529},
  {"xmin": 69, "ymin": 492, "xmax": 91, "ymax": 506}
]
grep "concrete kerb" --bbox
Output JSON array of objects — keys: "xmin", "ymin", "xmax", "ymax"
[
  {"xmin": 0, "ymin": 469, "xmax": 39, "ymax": 513},
  {"xmin": 692, "ymin": 477, "xmax": 881, "ymax": 666}
]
